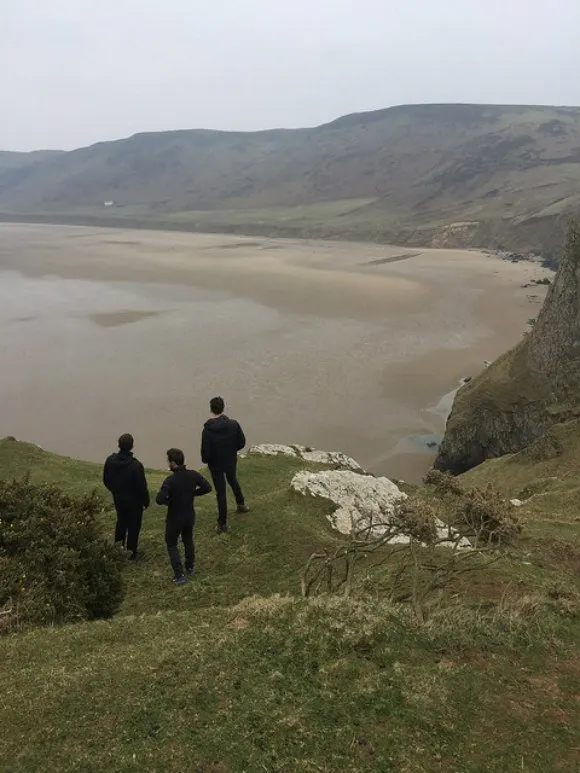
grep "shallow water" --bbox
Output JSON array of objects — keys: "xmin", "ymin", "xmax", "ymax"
[
  {"xmin": 0, "ymin": 225, "xmax": 548, "ymax": 482},
  {"xmin": 0, "ymin": 269, "xmax": 451, "ymax": 477}
]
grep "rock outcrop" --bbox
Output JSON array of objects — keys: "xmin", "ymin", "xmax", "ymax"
[
  {"xmin": 248, "ymin": 444, "xmax": 363, "ymax": 472},
  {"xmin": 291, "ymin": 469, "xmax": 406, "ymax": 536},
  {"xmin": 291, "ymin": 469, "xmax": 471, "ymax": 548},
  {"xmin": 250, "ymin": 444, "xmax": 470, "ymax": 546},
  {"xmin": 435, "ymin": 223, "xmax": 580, "ymax": 473}
]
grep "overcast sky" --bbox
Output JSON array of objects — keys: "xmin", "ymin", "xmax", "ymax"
[{"xmin": 2, "ymin": 0, "xmax": 580, "ymax": 151}]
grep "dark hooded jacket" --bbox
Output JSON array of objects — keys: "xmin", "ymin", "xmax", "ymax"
[
  {"xmin": 103, "ymin": 451, "xmax": 150, "ymax": 510},
  {"xmin": 201, "ymin": 415, "xmax": 246, "ymax": 470},
  {"xmin": 155, "ymin": 466, "xmax": 212, "ymax": 520}
]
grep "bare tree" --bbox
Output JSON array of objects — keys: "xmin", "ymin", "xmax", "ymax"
[{"xmin": 301, "ymin": 496, "xmax": 505, "ymax": 623}]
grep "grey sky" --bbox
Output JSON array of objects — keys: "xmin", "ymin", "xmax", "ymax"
[{"xmin": 2, "ymin": 0, "xmax": 580, "ymax": 151}]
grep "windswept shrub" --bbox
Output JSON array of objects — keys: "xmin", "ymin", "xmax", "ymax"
[
  {"xmin": 0, "ymin": 478, "xmax": 125, "ymax": 633},
  {"xmin": 545, "ymin": 582, "xmax": 580, "ymax": 618},
  {"xmin": 424, "ymin": 471, "xmax": 520, "ymax": 546},
  {"xmin": 455, "ymin": 485, "xmax": 521, "ymax": 546},
  {"xmin": 391, "ymin": 498, "xmax": 438, "ymax": 545},
  {"xmin": 423, "ymin": 469, "xmax": 464, "ymax": 497}
]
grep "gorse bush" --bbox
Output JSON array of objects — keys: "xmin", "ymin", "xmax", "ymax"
[
  {"xmin": 455, "ymin": 485, "xmax": 521, "ymax": 547},
  {"xmin": 424, "ymin": 471, "xmax": 521, "ymax": 547},
  {"xmin": 391, "ymin": 498, "xmax": 439, "ymax": 544},
  {"xmin": 0, "ymin": 478, "xmax": 125, "ymax": 633},
  {"xmin": 423, "ymin": 468, "xmax": 464, "ymax": 496}
]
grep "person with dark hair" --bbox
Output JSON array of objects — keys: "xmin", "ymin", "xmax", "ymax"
[
  {"xmin": 103, "ymin": 433, "xmax": 150, "ymax": 560},
  {"xmin": 201, "ymin": 396, "xmax": 248, "ymax": 534},
  {"xmin": 156, "ymin": 448, "xmax": 212, "ymax": 584}
]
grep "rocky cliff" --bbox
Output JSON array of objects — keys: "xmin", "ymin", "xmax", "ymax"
[{"xmin": 435, "ymin": 223, "xmax": 580, "ymax": 474}]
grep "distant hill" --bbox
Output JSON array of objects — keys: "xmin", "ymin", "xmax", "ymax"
[
  {"xmin": 2, "ymin": 104, "xmax": 580, "ymax": 253},
  {"xmin": 0, "ymin": 149, "xmax": 64, "ymax": 190}
]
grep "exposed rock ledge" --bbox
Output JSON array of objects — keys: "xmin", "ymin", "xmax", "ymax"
[
  {"xmin": 248, "ymin": 444, "xmax": 362, "ymax": 472},
  {"xmin": 292, "ymin": 469, "xmax": 405, "ymax": 536},
  {"xmin": 249, "ymin": 444, "xmax": 470, "ymax": 548},
  {"xmin": 291, "ymin": 470, "xmax": 470, "ymax": 549}
]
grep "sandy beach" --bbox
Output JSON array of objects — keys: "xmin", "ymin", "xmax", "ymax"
[{"xmin": 0, "ymin": 223, "xmax": 549, "ymax": 481}]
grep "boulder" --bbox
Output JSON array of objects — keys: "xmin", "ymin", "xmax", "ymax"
[{"xmin": 291, "ymin": 469, "xmax": 471, "ymax": 549}]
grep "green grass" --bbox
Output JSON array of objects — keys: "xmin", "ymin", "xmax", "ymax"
[
  {"xmin": 465, "ymin": 419, "xmax": 580, "ymax": 494},
  {"xmin": 1, "ymin": 598, "xmax": 578, "ymax": 773},
  {"xmin": 464, "ymin": 419, "xmax": 580, "ymax": 552},
  {"xmin": 0, "ymin": 438, "xmax": 579, "ymax": 771},
  {"xmin": 0, "ymin": 197, "xmax": 567, "ymax": 255},
  {"xmin": 0, "ymin": 200, "xmax": 405, "ymax": 246},
  {"xmin": 0, "ymin": 439, "xmax": 339, "ymax": 616}
]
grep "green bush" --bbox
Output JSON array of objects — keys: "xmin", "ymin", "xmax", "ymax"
[
  {"xmin": 424, "ymin": 471, "xmax": 520, "ymax": 547},
  {"xmin": 0, "ymin": 478, "xmax": 125, "ymax": 632},
  {"xmin": 423, "ymin": 468, "xmax": 464, "ymax": 496},
  {"xmin": 391, "ymin": 498, "xmax": 438, "ymax": 544},
  {"xmin": 456, "ymin": 485, "xmax": 521, "ymax": 546}
]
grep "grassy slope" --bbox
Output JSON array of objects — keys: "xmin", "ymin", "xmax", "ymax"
[
  {"xmin": 0, "ymin": 439, "xmax": 337, "ymax": 615},
  {"xmin": 0, "ymin": 439, "xmax": 579, "ymax": 772},
  {"xmin": 464, "ymin": 420, "xmax": 580, "ymax": 573}
]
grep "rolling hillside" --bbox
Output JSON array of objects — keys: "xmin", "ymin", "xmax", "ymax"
[
  {"xmin": 0, "ymin": 149, "xmax": 64, "ymax": 190},
  {"xmin": 2, "ymin": 104, "xmax": 580, "ymax": 252},
  {"xmin": 0, "ymin": 437, "xmax": 579, "ymax": 771}
]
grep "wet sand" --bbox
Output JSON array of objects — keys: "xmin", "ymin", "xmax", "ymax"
[{"xmin": 0, "ymin": 224, "xmax": 550, "ymax": 481}]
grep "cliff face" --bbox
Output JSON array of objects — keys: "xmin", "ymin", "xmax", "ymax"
[
  {"xmin": 435, "ymin": 223, "xmax": 580, "ymax": 474},
  {"xmin": 526, "ymin": 226, "xmax": 580, "ymax": 392}
]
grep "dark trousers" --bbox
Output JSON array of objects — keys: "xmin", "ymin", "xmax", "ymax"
[
  {"xmin": 210, "ymin": 465, "xmax": 245, "ymax": 527},
  {"xmin": 114, "ymin": 504, "xmax": 143, "ymax": 554},
  {"xmin": 165, "ymin": 515, "xmax": 195, "ymax": 578}
]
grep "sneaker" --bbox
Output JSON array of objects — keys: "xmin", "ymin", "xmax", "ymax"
[
  {"xmin": 172, "ymin": 575, "xmax": 187, "ymax": 585},
  {"xmin": 236, "ymin": 505, "xmax": 250, "ymax": 514},
  {"xmin": 215, "ymin": 524, "xmax": 228, "ymax": 534},
  {"xmin": 128, "ymin": 551, "xmax": 139, "ymax": 561},
  {"xmin": 185, "ymin": 567, "xmax": 195, "ymax": 577}
]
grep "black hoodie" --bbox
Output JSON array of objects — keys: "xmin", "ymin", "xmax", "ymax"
[
  {"xmin": 201, "ymin": 415, "xmax": 246, "ymax": 470},
  {"xmin": 155, "ymin": 466, "xmax": 212, "ymax": 520},
  {"xmin": 103, "ymin": 450, "xmax": 150, "ymax": 510}
]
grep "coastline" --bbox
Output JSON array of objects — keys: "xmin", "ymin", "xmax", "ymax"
[{"xmin": 0, "ymin": 224, "xmax": 550, "ymax": 483}]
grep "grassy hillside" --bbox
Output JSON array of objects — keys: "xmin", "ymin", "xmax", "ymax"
[
  {"xmin": 0, "ymin": 150, "xmax": 64, "ymax": 192},
  {"xmin": 2, "ymin": 104, "xmax": 580, "ymax": 253},
  {"xmin": 465, "ymin": 419, "xmax": 580, "ymax": 556},
  {"xmin": 0, "ymin": 437, "xmax": 579, "ymax": 771},
  {"xmin": 0, "ymin": 439, "xmax": 338, "ymax": 616}
]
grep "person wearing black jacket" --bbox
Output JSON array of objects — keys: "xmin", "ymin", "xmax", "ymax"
[
  {"xmin": 156, "ymin": 448, "xmax": 212, "ymax": 584},
  {"xmin": 201, "ymin": 396, "xmax": 248, "ymax": 534},
  {"xmin": 103, "ymin": 433, "xmax": 150, "ymax": 560}
]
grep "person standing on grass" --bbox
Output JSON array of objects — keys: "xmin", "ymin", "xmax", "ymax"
[
  {"xmin": 103, "ymin": 433, "xmax": 150, "ymax": 561},
  {"xmin": 201, "ymin": 396, "xmax": 249, "ymax": 534},
  {"xmin": 156, "ymin": 448, "xmax": 212, "ymax": 585}
]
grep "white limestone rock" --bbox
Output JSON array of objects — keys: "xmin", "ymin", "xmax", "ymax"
[
  {"xmin": 291, "ymin": 469, "xmax": 405, "ymax": 537},
  {"xmin": 291, "ymin": 469, "xmax": 471, "ymax": 549},
  {"xmin": 249, "ymin": 444, "xmax": 298, "ymax": 457},
  {"xmin": 248, "ymin": 444, "xmax": 363, "ymax": 472},
  {"xmin": 299, "ymin": 449, "xmax": 362, "ymax": 472},
  {"xmin": 510, "ymin": 498, "xmax": 524, "ymax": 507},
  {"xmin": 434, "ymin": 525, "xmax": 472, "ymax": 550}
]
